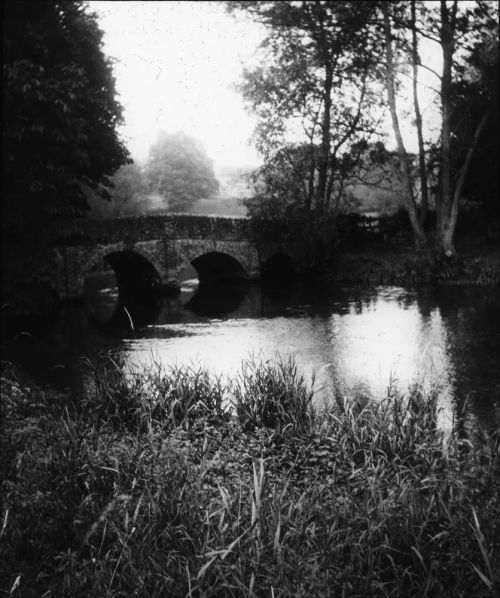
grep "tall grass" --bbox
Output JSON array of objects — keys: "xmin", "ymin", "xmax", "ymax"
[
  {"xmin": 1, "ymin": 357, "xmax": 499, "ymax": 597},
  {"xmin": 232, "ymin": 356, "xmax": 315, "ymax": 433},
  {"xmin": 83, "ymin": 357, "xmax": 228, "ymax": 432}
]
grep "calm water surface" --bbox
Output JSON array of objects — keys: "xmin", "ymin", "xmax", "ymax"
[{"xmin": 5, "ymin": 280, "xmax": 500, "ymax": 433}]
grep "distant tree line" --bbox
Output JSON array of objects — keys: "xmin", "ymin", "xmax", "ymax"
[{"xmin": 89, "ymin": 131, "xmax": 220, "ymax": 218}]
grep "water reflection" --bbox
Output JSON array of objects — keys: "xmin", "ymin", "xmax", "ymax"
[
  {"xmin": 83, "ymin": 270, "xmax": 165, "ymax": 333},
  {"xmin": 4, "ymin": 280, "xmax": 500, "ymax": 434},
  {"xmin": 185, "ymin": 282, "xmax": 249, "ymax": 317},
  {"xmin": 115, "ymin": 285, "xmax": 500, "ymax": 433}
]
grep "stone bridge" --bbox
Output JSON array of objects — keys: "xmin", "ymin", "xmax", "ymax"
[{"xmin": 52, "ymin": 214, "xmax": 314, "ymax": 298}]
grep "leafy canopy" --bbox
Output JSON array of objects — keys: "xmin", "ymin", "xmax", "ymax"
[{"xmin": 2, "ymin": 0, "xmax": 130, "ymax": 240}]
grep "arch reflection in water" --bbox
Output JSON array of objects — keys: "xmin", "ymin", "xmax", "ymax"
[
  {"xmin": 108, "ymin": 295, "xmax": 164, "ymax": 333},
  {"xmin": 184, "ymin": 281, "xmax": 249, "ymax": 318},
  {"xmin": 83, "ymin": 270, "xmax": 120, "ymax": 327},
  {"xmin": 83, "ymin": 249, "xmax": 164, "ymax": 330},
  {"xmin": 84, "ymin": 277, "xmax": 164, "ymax": 334}
]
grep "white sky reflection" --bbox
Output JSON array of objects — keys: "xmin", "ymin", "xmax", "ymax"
[{"xmin": 121, "ymin": 288, "xmax": 455, "ymax": 427}]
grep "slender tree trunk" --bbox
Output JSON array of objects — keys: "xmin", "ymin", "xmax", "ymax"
[
  {"xmin": 306, "ymin": 147, "xmax": 316, "ymax": 215},
  {"xmin": 382, "ymin": 3, "xmax": 427, "ymax": 248},
  {"xmin": 411, "ymin": 0, "xmax": 429, "ymax": 229},
  {"xmin": 316, "ymin": 62, "xmax": 333, "ymax": 219},
  {"xmin": 438, "ymin": 0, "xmax": 457, "ymax": 255},
  {"xmin": 442, "ymin": 110, "xmax": 490, "ymax": 249},
  {"xmin": 304, "ymin": 107, "xmax": 320, "ymax": 216},
  {"xmin": 325, "ymin": 151, "xmax": 336, "ymax": 215}
]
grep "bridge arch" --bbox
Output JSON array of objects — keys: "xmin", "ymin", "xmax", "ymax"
[
  {"xmin": 190, "ymin": 251, "xmax": 249, "ymax": 283},
  {"xmin": 105, "ymin": 250, "xmax": 161, "ymax": 292},
  {"xmin": 83, "ymin": 247, "xmax": 162, "ymax": 295}
]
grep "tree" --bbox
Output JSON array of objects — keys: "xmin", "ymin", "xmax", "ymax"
[
  {"xmin": 229, "ymin": 1, "xmax": 390, "ymax": 272},
  {"xmin": 230, "ymin": 1, "xmax": 384, "ymax": 223},
  {"xmin": 3, "ymin": 0, "xmax": 130, "ymax": 244},
  {"xmin": 380, "ymin": 0, "xmax": 499, "ymax": 257},
  {"xmin": 244, "ymin": 140, "xmax": 378, "ymax": 220},
  {"xmin": 142, "ymin": 131, "xmax": 220, "ymax": 213},
  {"xmin": 2, "ymin": 0, "xmax": 129, "ymax": 321},
  {"xmin": 381, "ymin": 2, "xmax": 427, "ymax": 248}
]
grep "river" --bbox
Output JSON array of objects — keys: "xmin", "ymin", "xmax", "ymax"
[{"xmin": 4, "ymin": 277, "xmax": 500, "ymax": 434}]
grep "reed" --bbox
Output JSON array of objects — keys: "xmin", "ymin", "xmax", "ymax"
[
  {"xmin": 232, "ymin": 355, "xmax": 315, "ymax": 434},
  {"xmin": 1, "ymin": 358, "xmax": 499, "ymax": 597}
]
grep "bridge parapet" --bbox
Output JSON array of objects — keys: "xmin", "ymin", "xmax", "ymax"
[
  {"xmin": 59, "ymin": 214, "xmax": 252, "ymax": 246},
  {"xmin": 165, "ymin": 214, "xmax": 251, "ymax": 240}
]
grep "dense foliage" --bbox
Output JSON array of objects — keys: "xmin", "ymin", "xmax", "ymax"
[
  {"xmin": 450, "ymin": 20, "xmax": 499, "ymax": 221},
  {"xmin": 2, "ymin": 0, "xmax": 129, "ymax": 318},
  {"xmin": 2, "ymin": 0, "xmax": 129, "ymax": 241},
  {"xmin": 142, "ymin": 131, "xmax": 220, "ymax": 212}
]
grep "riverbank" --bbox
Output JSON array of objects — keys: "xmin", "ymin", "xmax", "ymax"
[
  {"xmin": 1, "ymin": 358, "xmax": 499, "ymax": 597},
  {"xmin": 329, "ymin": 243, "xmax": 500, "ymax": 288}
]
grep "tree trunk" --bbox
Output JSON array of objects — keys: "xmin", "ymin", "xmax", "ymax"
[
  {"xmin": 306, "ymin": 147, "xmax": 315, "ymax": 215},
  {"xmin": 437, "ymin": 0, "xmax": 457, "ymax": 255},
  {"xmin": 316, "ymin": 62, "xmax": 333, "ymax": 219},
  {"xmin": 411, "ymin": 0, "xmax": 429, "ymax": 229},
  {"xmin": 382, "ymin": 3, "xmax": 427, "ymax": 248},
  {"xmin": 325, "ymin": 151, "xmax": 336, "ymax": 215}
]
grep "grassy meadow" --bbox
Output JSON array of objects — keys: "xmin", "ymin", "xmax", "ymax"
[{"xmin": 1, "ymin": 357, "xmax": 499, "ymax": 597}]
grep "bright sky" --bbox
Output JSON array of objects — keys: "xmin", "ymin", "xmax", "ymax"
[
  {"xmin": 89, "ymin": 1, "xmax": 265, "ymax": 169},
  {"xmin": 89, "ymin": 1, "xmax": 442, "ymax": 169}
]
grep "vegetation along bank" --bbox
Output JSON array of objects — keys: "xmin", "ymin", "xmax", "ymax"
[{"xmin": 1, "ymin": 357, "xmax": 499, "ymax": 597}]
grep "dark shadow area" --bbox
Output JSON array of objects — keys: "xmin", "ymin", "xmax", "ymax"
[
  {"xmin": 261, "ymin": 280, "xmax": 296, "ymax": 304},
  {"xmin": 260, "ymin": 253, "xmax": 297, "ymax": 303},
  {"xmin": 191, "ymin": 252, "xmax": 249, "ymax": 284},
  {"xmin": 261, "ymin": 253, "xmax": 296, "ymax": 285},
  {"xmin": 107, "ymin": 295, "xmax": 164, "ymax": 333},
  {"xmin": 1, "ymin": 281, "xmax": 61, "ymax": 341},
  {"xmin": 184, "ymin": 282, "xmax": 248, "ymax": 318}
]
